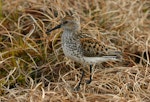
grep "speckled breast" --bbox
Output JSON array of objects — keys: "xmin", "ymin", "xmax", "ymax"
[{"xmin": 61, "ymin": 31, "xmax": 84, "ymax": 63}]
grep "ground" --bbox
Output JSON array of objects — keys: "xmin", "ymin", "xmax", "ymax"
[{"xmin": 0, "ymin": 0, "xmax": 150, "ymax": 102}]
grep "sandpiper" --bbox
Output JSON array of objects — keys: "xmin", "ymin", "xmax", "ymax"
[{"xmin": 46, "ymin": 14, "xmax": 122, "ymax": 91}]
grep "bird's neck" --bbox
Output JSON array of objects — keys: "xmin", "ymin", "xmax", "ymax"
[
  {"xmin": 61, "ymin": 29, "xmax": 80, "ymax": 44},
  {"xmin": 63, "ymin": 29, "xmax": 80, "ymax": 37}
]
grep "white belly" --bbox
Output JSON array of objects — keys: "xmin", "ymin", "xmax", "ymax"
[
  {"xmin": 62, "ymin": 44, "xmax": 84, "ymax": 63},
  {"xmin": 83, "ymin": 56, "xmax": 120, "ymax": 65}
]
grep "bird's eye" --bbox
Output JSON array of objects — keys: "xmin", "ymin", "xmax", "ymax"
[{"xmin": 63, "ymin": 21, "xmax": 68, "ymax": 24}]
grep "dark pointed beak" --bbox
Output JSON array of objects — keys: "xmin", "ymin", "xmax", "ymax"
[{"xmin": 46, "ymin": 24, "xmax": 61, "ymax": 34}]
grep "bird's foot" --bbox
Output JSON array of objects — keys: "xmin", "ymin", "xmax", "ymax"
[
  {"xmin": 74, "ymin": 85, "xmax": 80, "ymax": 91},
  {"xmin": 86, "ymin": 79, "xmax": 92, "ymax": 84}
]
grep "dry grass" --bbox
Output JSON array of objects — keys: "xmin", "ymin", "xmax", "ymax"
[{"xmin": 0, "ymin": 0, "xmax": 150, "ymax": 102}]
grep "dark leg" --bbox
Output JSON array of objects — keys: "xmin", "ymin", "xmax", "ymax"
[
  {"xmin": 86, "ymin": 65, "xmax": 93, "ymax": 84},
  {"xmin": 74, "ymin": 70, "xmax": 85, "ymax": 91}
]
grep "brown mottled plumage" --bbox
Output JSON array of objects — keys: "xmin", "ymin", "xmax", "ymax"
[
  {"xmin": 47, "ymin": 14, "xmax": 122, "ymax": 91},
  {"xmin": 80, "ymin": 38, "xmax": 120, "ymax": 57}
]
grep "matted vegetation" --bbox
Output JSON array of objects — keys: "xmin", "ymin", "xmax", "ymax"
[{"xmin": 0, "ymin": 0, "xmax": 150, "ymax": 101}]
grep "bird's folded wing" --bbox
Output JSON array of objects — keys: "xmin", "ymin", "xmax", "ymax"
[{"xmin": 80, "ymin": 38, "xmax": 107, "ymax": 57}]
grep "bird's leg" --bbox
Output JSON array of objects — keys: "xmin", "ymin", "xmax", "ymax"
[
  {"xmin": 86, "ymin": 65, "xmax": 93, "ymax": 84},
  {"xmin": 74, "ymin": 69, "xmax": 85, "ymax": 91}
]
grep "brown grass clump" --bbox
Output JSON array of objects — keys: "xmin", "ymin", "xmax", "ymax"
[{"xmin": 0, "ymin": 0, "xmax": 150, "ymax": 101}]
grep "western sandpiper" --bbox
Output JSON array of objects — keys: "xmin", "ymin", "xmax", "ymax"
[{"xmin": 46, "ymin": 13, "xmax": 122, "ymax": 91}]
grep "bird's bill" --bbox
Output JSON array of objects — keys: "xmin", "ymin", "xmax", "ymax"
[{"xmin": 46, "ymin": 24, "xmax": 61, "ymax": 33}]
